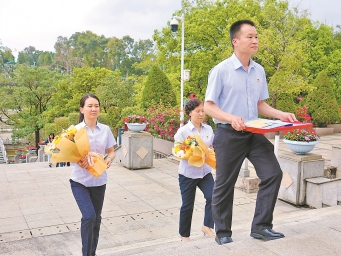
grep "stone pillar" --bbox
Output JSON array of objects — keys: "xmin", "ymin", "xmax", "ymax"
[
  {"xmin": 239, "ymin": 159, "xmax": 250, "ymax": 177},
  {"xmin": 278, "ymin": 152, "xmax": 325, "ymax": 205},
  {"xmin": 121, "ymin": 131, "xmax": 153, "ymax": 170},
  {"xmin": 331, "ymin": 145, "xmax": 341, "ymax": 178},
  {"xmin": 38, "ymin": 148, "xmax": 45, "ymax": 162},
  {"xmin": 306, "ymin": 177, "xmax": 341, "ymax": 208},
  {"xmin": 26, "ymin": 153, "xmax": 38, "ymax": 163}
]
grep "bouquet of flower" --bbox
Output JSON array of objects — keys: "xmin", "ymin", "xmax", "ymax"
[
  {"xmin": 283, "ymin": 128, "xmax": 319, "ymax": 142},
  {"xmin": 173, "ymin": 134, "xmax": 216, "ymax": 169},
  {"xmin": 45, "ymin": 125, "xmax": 107, "ymax": 178}
]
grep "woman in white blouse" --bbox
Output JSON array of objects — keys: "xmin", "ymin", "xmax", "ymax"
[
  {"xmin": 70, "ymin": 94, "xmax": 116, "ymax": 256},
  {"xmin": 174, "ymin": 98, "xmax": 215, "ymax": 241}
]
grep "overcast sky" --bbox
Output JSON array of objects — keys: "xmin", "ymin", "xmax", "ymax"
[{"xmin": 0, "ymin": 0, "xmax": 340, "ymax": 57}]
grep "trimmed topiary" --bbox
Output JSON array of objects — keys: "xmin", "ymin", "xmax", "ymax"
[
  {"xmin": 274, "ymin": 93, "xmax": 297, "ymax": 114},
  {"xmin": 141, "ymin": 65, "xmax": 176, "ymax": 109},
  {"xmin": 306, "ymin": 70, "xmax": 340, "ymax": 127}
]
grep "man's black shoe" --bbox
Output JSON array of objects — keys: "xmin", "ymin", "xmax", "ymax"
[
  {"xmin": 215, "ymin": 236, "xmax": 233, "ymax": 245},
  {"xmin": 250, "ymin": 228, "xmax": 285, "ymax": 241}
]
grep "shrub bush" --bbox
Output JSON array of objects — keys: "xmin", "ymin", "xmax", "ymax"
[
  {"xmin": 306, "ymin": 71, "xmax": 340, "ymax": 127},
  {"xmin": 68, "ymin": 112, "xmax": 79, "ymax": 125},
  {"xmin": 54, "ymin": 117, "xmax": 69, "ymax": 132},
  {"xmin": 141, "ymin": 65, "xmax": 176, "ymax": 109},
  {"xmin": 43, "ymin": 123, "xmax": 56, "ymax": 140},
  {"xmin": 145, "ymin": 105, "xmax": 180, "ymax": 141}
]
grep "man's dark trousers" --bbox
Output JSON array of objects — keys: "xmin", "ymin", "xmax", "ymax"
[{"xmin": 212, "ymin": 125, "xmax": 283, "ymax": 238}]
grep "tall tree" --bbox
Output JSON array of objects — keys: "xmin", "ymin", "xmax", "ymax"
[
  {"xmin": 0, "ymin": 65, "xmax": 62, "ymax": 146},
  {"xmin": 46, "ymin": 67, "xmax": 113, "ymax": 119},
  {"xmin": 54, "ymin": 36, "xmax": 82, "ymax": 74},
  {"xmin": 154, "ymin": 0, "xmax": 316, "ymax": 105},
  {"xmin": 69, "ymin": 31, "xmax": 108, "ymax": 68},
  {"xmin": 0, "ymin": 41, "xmax": 15, "ymax": 76},
  {"xmin": 17, "ymin": 46, "xmax": 39, "ymax": 66}
]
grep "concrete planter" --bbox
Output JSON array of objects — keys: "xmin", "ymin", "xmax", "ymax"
[
  {"xmin": 312, "ymin": 127, "xmax": 334, "ymax": 136},
  {"xmin": 121, "ymin": 131, "xmax": 153, "ymax": 169},
  {"xmin": 278, "ymin": 153, "xmax": 325, "ymax": 206},
  {"xmin": 126, "ymin": 123, "xmax": 147, "ymax": 133},
  {"xmin": 283, "ymin": 139, "xmax": 319, "ymax": 155},
  {"xmin": 331, "ymin": 145, "xmax": 341, "ymax": 178},
  {"xmin": 327, "ymin": 124, "xmax": 341, "ymax": 133}
]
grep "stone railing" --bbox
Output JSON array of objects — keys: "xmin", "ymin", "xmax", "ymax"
[{"xmin": 0, "ymin": 136, "xmax": 8, "ymax": 163}]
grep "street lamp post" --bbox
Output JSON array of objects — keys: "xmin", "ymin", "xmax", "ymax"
[{"xmin": 171, "ymin": 12, "xmax": 185, "ymax": 127}]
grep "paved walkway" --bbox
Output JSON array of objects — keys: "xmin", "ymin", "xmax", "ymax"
[{"xmin": 0, "ymin": 133, "xmax": 340, "ymax": 255}]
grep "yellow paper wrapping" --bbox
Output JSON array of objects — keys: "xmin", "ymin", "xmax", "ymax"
[
  {"xmin": 174, "ymin": 134, "xmax": 216, "ymax": 169},
  {"xmin": 48, "ymin": 126, "xmax": 107, "ymax": 178},
  {"xmin": 44, "ymin": 144, "xmax": 51, "ymax": 154},
  {"xmin": 87, "ymin": 153, "xmax": 108, "ymax": 178}
]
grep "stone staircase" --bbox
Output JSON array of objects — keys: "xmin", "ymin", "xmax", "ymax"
[
  {"xmin": 1, "ymin": 160, "xmax": 341, "ymax": 255},
  {"xmin": 0, "ymin": 147, "xmax": 5, "ymax": 164},
  {"xmin": 96, "ymin": 205, "xmax": 341, "ymax": 256}
]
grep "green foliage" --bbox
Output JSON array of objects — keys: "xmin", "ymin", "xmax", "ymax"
[
  {"xmin": 43, "ymin": 123, "xmax": 56, "ymax": 138},
  {"xmin": 98, "ymin": 113, "xmax": 109, "ymax": 125},
  {"xmin": 54, "ymin": 117, "xmax": 69, "ymax": 132},
  {"xmin": 105, "ymin": 106, "xmax": 121, "ymax": 137},
  {"xmin": 68, "ymin": 112, "xmax": 79, "ymax": 125},
  {"xmin": 272, "ymin": 93, "xmax": 297, "ymax": 114},
  {"xmin": 0, "ymin": 65, "xmax": 63, "ymax": 146},
  {"xmin": 4, "ymin": 0, "xmax": 341, "ymax": 145},
  {"xmin": 47, "ymin": 67, "xmax": 113, "ymax": 118},
  {"xmin": 0, "ymin": 43, "xmax": 15, "ymax": 75},
  {"xmin": 141, "ymin": 65, "xmax": 176, "ymax": 109},
  {"xmin": 306, "ymin": 71, "xmax": 340, "ymax": 127},
  {"xmin": 95, "ymin": 69, "xmax": 135, "ymax": 112}
]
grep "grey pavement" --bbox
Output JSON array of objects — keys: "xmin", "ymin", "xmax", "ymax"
[{"xmin": 0, "ymin": 133, "xmax": 340, "ymax": 255}]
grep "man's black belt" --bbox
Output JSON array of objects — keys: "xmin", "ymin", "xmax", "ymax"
[
  {"xmin": 217, "ymin": 123, "xmax": 250, "ymax": 133},
  {"xmin": 217, "ymin": 123, "xmax": 233, "ymax": 130}
]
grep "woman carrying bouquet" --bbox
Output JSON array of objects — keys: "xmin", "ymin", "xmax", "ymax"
[
  {"xmin": 44, "ymin": 133, "xmax": 55, "ymax": 167},
  {"xmin": 70, "ymin": 94, "xmax": 116, "ymax": 256},
  {"xmin": 174, "ymin": 98, "xmax": 215, "ymax": 241}
]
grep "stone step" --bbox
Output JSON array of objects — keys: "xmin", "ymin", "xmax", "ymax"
[{"xmin": 97, "ymin": 205, "xmax": 341, "ymax": 256}]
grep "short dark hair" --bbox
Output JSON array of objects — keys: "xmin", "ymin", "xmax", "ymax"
[
  {"xmin": 184, "ymin": 98, "xmax": 203, "ymax": 116},
  {"xmin": 78, "ymin": 94, "xmax": 100, "ymax": 123},
  {"xmin": 230, "ymin": 20, "xmax": 255, "ymax": 48}
]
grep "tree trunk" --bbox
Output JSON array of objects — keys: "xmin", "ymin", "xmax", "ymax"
[
  {"xmin": 272, "ymin": 91, "xmax": 277, "ymax": 109},
  {"xmin": 35, "ymin": 128, "xmax": 40, "ymax": 154}
]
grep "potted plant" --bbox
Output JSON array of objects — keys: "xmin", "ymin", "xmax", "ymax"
[
  {"xmin": 15, "ymin": 149, "xmax": 23, "ymax": 156},
  {"xmin": 122, "ymin": 115, "xmax": 147, "ymax": 132},
  {"xmin": 27, "ymin": 145, "xmax": 37, "ymax": 154},
  {"xmin": 283, "ymin": 128, "xmax": 319, "ymax": 155},
  {"xmin": 38, "ymin": 141, "xmax": 45, "ymax": 148},
  {"xmin": 19, "ymin": 155, "xmax": 26, "ymax": 163}
]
